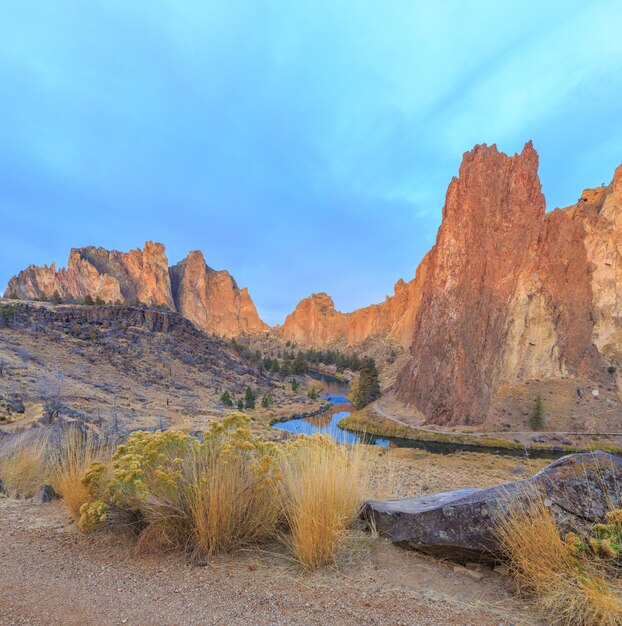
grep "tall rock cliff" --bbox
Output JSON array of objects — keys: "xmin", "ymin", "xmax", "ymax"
[
  {"xmin": 169, "ymin": 251, "xmax": 267, "ymax": 338},
  {"xmin": 394, "ymin": 142, "xmax": 619, "ymax": 425},
  {"xmin": 6, "ymin": 243, "xmax": 266, "ymax": 338}
]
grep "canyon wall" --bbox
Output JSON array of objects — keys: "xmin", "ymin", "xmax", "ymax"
[
  {"xmin": 280, "ymin": 272, "xmax": 425, "ymax": 349},
  {"xmin": 394, "ymin": 142, "xmax": 620, "ymax": 425},
  {"xmin": 5, "ymin": 243, "xmax": 265, "ymax": 338}
]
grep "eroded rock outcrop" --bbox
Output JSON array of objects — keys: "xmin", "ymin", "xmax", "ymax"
[
  {"xmin": 6, "ymin": 243, "xmax": 265, "ymax": 338},
  {"xmin": 280, "ymin": 273, "xmax": 424, "ymax": 348},
  {"xmin": 395, "ymin": 142, "xmax": 620, "ymax": 425},
  {"xmin": 170, "ymin": 251, "xmax": 267, "ymax": 338}
]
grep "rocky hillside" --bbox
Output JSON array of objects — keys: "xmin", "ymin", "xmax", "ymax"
[
  {"xmin": 394, "ymin": 142, "xmax": 621, "ymax": 426},
  {"xmin": 0, "ymin": 301, "xmax": 297, "ymax": 431},
  {"xmin": 6, "ymin": 243, "xmax": 266, "ymax": 338}
]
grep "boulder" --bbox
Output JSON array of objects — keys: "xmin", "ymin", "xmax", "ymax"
[
  {"xmin": 363, "ymin": 451, "xmax": 622, "ymax": 562},
  {"xmin": 32, "ymin": 484, "xmax": 59, "ymax": 504}
]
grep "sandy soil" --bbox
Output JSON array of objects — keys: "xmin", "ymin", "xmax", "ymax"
[{"xmin": 0, "ymin": 498, "xmax": 541, "ymax": 626}]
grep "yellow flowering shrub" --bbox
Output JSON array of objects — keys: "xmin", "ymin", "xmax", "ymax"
[{"xmin": 76, "ymin": 416, "xmax": 367, "ymax": 566}]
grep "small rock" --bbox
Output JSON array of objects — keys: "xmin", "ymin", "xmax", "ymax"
[
  {"xmin": 592, "ymin": 389, "xmax": 600, "ymax": 397},
  {"xmin": 465, "ymin": 562, "xmax": 485, "ymax": 572},
  {"xmin": 453, "ymin": 565, "xmax": 483, "ymax": 581},
  {"xmin": 32, "ymin": 484, "xmax": 58, "ymax": 503}
]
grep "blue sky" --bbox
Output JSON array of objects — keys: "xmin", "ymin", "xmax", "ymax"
[{"xmin": 1, "ymin": 1, "xmax": 622, "ymax": 324}]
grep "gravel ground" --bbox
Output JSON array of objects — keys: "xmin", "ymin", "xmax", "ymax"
[{"xmin": 0, "ymin": 498, "xmax": 539, "ymax": 626}]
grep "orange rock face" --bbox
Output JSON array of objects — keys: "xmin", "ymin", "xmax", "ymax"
[
  {"xmin": 394, "ymin": 142, "xmax": 620, "ymax": 425},
  {"xmin": 6, "ymin": 243, "xmax": 266, "ymax": 338},
  {"xmin": 280, "ymin": 274, "xmax": 425, "ymax": 348},
  {"xmin": 170, "ymin": 251, "xmax": 267, "ymax": 338}
]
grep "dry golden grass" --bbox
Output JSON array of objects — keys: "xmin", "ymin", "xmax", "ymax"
[
  {"xmin": 0, "ymin": 430, "xmax": 49, "ymax": 498},
  {"xmin": 188, "ymin": 447, "xmax": 283, "ymax": 559},
  {"xmin": 279, "ymin": 438, "xmax": 369, "ymax": 570},
  {"xmin": 48, "ymin": 430, "xmax": 116, "ymax": 519},
  {"xmin": 497, "ymin": 493, "xmax": 622, "ymax": 625}
]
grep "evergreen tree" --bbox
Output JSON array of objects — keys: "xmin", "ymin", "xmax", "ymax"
[
  {"xmin": 237, "ymin": 398, "xmax": 244, "ymax": 411},
  {"xmin": 348, "ymin": 357, "xmax": 381, "ymax": 409},
  {"xmin": 50, "ymin": 290, "xmax": 62, "ymax": 305},
  {"xmin": 291, "ymin": 378, "xmax": 300, "ymax": 393},
  {"xmin": 244, "ymin": 386, "xmax": 256, "ymax": 409},
  {"xmin": 261, "ymin": 393, "xmax": 273, "ymax": 408},
  {"xmin": 83, "ymin": 294, "xmax": 95, "ymax": 306},
  {"xmin": 530, "ymin": 393, "xmax": 545, "ymax": 430},
  {"xmin": 220, "ymin": 390, "xmax": 233, "ymax": 407}
]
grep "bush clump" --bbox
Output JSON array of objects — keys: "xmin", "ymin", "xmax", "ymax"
[{"xmin": 77, "ymin": 415, "xmax": 368, "ymax": 567}]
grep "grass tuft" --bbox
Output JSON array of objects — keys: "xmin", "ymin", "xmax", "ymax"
[
  {"xmin": 48, "ymin": 430, "xmax": 116, "ymax": 519},
  {"xmin": 0, "ymin": 431, "xmax": 48, "ymax": 498},
  {"xmin": 497, "ymin": 492, "xmax": 622, "ymax": 625},
  {"xmin": 279, "ymin": 436, "xmax": 369, "ymax": 570}
]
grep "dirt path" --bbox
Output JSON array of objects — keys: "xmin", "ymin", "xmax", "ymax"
[
  {"xmin": 372, "ymin": 400, "xmax": 622, "ymax": 440},
  {"xmin": 0, "ymin": 498, "xmax": 538, "ymax": 626}
]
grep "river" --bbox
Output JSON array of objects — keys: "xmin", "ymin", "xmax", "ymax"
[
  {"xmin": 271, "ymin": 372, "xmax": 390, "ymax": 446},
  {"xmin": 271, "ymin": 372, "xmax": 578, "ymax": 458}
]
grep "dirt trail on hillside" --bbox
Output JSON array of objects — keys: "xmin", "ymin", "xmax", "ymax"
[{"xmin": 0, "ymin": 499, "xmax": 538, "ymax": 626}]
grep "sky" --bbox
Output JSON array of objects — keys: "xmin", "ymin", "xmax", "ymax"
[{"xmin": 1, "ymin": 1, "xmax": 622, "ymax": 325}]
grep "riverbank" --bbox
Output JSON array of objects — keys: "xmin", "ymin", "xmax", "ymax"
[{"xmin": 339, "ymin": 406, "xmax": 622, "ymax": 458}]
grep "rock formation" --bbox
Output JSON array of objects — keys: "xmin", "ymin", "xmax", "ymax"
[
  {"xmin": 280, "ymin": 274, "xmax": 424, "ymax": 348},
  {"xmin": 6, "ymin": 142, "xmax": 622, "ymax": 428},
  {"xmin": 393, "ymin": 142, "xmax": 621, "ymax": 425},
  {"xmin": 363, "ymin": 451, "xmax": 622, "ymax": 562},
  {"xmin": 5, "ymin": 243, "xmax": 265, "ymax": 338},
  {"xmin": 170, "ymin": 250, "xmax": 266, "ymax": 338}
]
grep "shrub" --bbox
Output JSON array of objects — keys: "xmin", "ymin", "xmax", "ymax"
[
  {"xmin": 568, "ymin": 509, "xmax": 622, "ymax": 560},
  {"xmin": 50, "ymin": 290, "xmax": 62, "ymax": 305},
  {"xmin": 291, "ymin": 378, "xmax": 300, "ymax": 392},
  {"xmin": 78, "ymin": 416, "xmax": 282, "ymax": 558},
  {"xmin": 77, "ymin": 418, "xmax": 370, "ymax": 569},
  {"xmin": 279, "ymin": 435, "xmax": 369, "ymax": 569},
  {"xmin": 237, "ymin": 398, "xmax": 244, "ymax": 411},
  {"xmin": 497, "ymin": 493, "xmax": 622, "ymax": 625},
  {"xmin": 0, "ymin": 431, "xmax": 49, "ymax": 498},
  {"xmin": 220, "ymin": 391, "xmax": 233, "ymax": 407},
  {"xmin": 261, "ymin": 393, "xmax": 273, "ymax": 408},
  {"xmin": 83, "ymin": 295, "xmax": 94, "ymax": 306}
]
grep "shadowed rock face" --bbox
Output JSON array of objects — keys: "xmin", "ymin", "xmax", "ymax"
[
  {"xmin": 363, "ymin": 452, "xmax": 622, "ymax": 562},
  {"xmin": 6, "ymin": 243, "xmax": 265, "ymax": 338}
]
